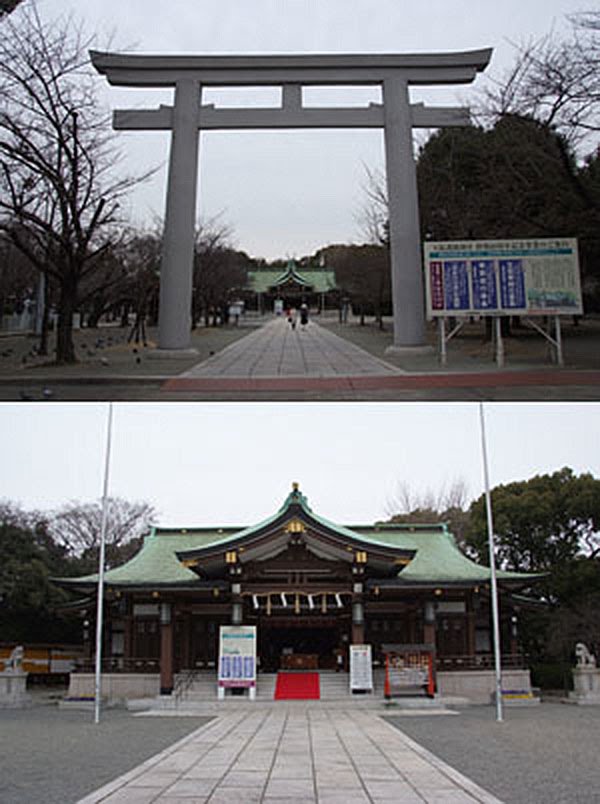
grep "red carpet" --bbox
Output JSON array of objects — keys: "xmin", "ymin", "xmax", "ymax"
[{"xmin": 274, "ymin": 672, "xmax": 320, "ymax": 700}]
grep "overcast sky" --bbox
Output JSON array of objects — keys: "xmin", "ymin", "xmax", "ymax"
[
  {"xmin": 2, "ymin": 402, "xmax": 598, "ymax": 527},
  {"xmin": 28, "ymin": 0, "xmax": 591, "ymax": 260}
]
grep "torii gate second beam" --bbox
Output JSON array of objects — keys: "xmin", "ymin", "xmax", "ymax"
[{"xmin": 91, "ymin": 50, "xmax": 492, "ymax": 354}]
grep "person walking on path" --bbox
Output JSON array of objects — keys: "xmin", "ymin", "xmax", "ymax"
[{"xmin": 300, "ymin": 303, "xmax": 309, "ymax": 329}]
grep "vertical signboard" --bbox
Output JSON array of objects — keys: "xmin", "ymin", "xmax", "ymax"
[
  {"xmin": 218, "ymin": 625, "xmax": 257, "ymax": 689},
  {"xmin": 384, "ymin": 649, "xmax": 435, "ymax": 698},
  {"xmin": 350, "ymin": 644, "xmax": 373, "ymax": 693},
  {"xmin": 424, "ymin": 238, "xmax": 582, "ymax": 317}
]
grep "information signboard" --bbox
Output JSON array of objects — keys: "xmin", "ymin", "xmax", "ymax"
[
  {"xmin": 350, "ymin": 644, "xmax": 373, "ymax": 693},
  {"xmin": 424, "ymin": 238, "xmax": 582, "ymax": 317},
  {"xmin": 218, "ymin": 625, "xmax": 256, "ymax": 689},
  {"xmin": 384, "ymin": 648, "xmax": 434, "ymax": 698}
]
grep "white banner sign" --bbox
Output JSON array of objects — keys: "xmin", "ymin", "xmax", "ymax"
[
  {"xmin": 424, "ymin": 238, "xmax": 582, "ymax": 317},
  {"xmin": 218, "ymin": 625, "xmax": 257, "ymax": 688},
  {"xmin": 350, "ymin": 644, "xmax": 373, "ymax": 692}
]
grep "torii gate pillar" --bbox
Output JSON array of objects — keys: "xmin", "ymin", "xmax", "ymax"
[
  {"xmin": 383, "ymin": 77, "xmax": 425, "ymax": 348},
  {"xmin": 91, "ymin": 50, "xmax": 492, "ymax": 354},
  {"xmin": 158, "ymin": 79, "xmax": 201, "ymax": 351}
]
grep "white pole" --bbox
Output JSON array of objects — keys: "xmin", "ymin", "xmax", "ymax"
[
  {"xmin": 479, "ymin": 403, "xmax": 503, "ymax": 723},
  {"xmin": 555, "ymin": 316, "xmax": 563, "ymax": 366},
  {"xmin": 494, "ymin": 317, "xmax": 504, "ymax": 367},
  {"xmin": 94, "ymin": 403, "xmax": 114, "ymax": 724}
]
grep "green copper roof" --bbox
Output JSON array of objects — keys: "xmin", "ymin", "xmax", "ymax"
[
  {"xmin": 248, "ymin": 262, "xmax": 337, "ymax": 294},
  {"xmin": 57, "ymin": 487, "xmax": 539, "ymax": 588},
  {"xmin": 353, "ymin": 525, "xmax": 534, "ymax": 584}
]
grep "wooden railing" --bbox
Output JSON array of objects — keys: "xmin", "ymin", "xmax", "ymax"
[
  {"xmin": 436, "ymin": 653, "xmax": 527, "ymax": 671},
  {"xmin": 75, "ymin": 657, "xmax": 160, "ymax": 673},
  {"xmin": 174, "ymin": 668, "xmax": 200, "ymax": 702}
]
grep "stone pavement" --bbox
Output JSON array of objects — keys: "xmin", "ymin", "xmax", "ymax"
[
  {"xmin": 174, "ymin": 318, "xmax": 403, "ymax": 379},
  {"xmin": 78, "ymin": 707, "xmax": 501, "ymax": 804},
  {"xmin": 162, "ymin": 317, "xmax": 600, "ymax": 399},
  {"xmin": 2, "ymin": 314, "xmax": 599, "ymax": 400}
]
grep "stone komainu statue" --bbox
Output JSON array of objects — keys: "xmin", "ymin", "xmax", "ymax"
[
  {"xmin": 5, "ymin": 645, "xmax": 24, "ymax": 673},
  {"xmin": 575, "ymin": 642, "xmax": 597, "ymax": 668}
]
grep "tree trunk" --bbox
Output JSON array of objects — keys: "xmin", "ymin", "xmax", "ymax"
[
  {"xmin": 38, "ymin": 274, "xmax": 50, "ymax": 356},
  {"xmin": 55, "ymin": 276, "xmax": 78, "ymax": 364}
]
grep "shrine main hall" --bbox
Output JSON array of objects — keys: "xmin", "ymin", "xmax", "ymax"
[{"xmin": 61, "ymin": 485, "xmax": 539, "ymax": 704}]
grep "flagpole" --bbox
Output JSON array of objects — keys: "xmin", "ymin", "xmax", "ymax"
[
  {"xmin": 94, "ymin": 403, "xmax": 114, "ymax": 725},
  {"xmin": 479, "ymin": 402, "xmax": 503, "ymax": 723}
]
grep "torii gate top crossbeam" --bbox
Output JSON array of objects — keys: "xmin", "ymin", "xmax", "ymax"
[{"xmin": 90, "ymin": 49, "xmax": 492, "ymax": 87}]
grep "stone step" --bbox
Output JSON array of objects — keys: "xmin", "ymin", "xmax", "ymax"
[{"xmin": 176, "ymin": 669, "xmax": 390, "ymax": 704}]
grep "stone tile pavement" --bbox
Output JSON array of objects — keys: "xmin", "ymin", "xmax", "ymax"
[
  {"xmin": 77, "ymin": 707, "xmax": 502, "ymax": 804},
  {"xmin": 176, "ymin": 318, "xmax": 404, "ymax": 379},
  {"xmin": 162, "ymin": 318, "xmax": 600, "ymax": 399}
]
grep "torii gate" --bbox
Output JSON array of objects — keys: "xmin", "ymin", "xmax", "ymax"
[{"xmin": 91, "ymin": 50, "xmax": 492, "ymax": 354}]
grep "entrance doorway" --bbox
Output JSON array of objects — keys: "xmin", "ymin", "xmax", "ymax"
[{"xmin": 259, "ymin": 618, "xmax": 341, "ymax": 672}]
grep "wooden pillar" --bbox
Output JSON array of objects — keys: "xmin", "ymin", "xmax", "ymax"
[
  {"xmin": 159, "ymin": 602, "xmax": 174, "ymax": 695},
  {"xmin": 123, "ymin": 597, "xmax": 133, "ymax": 663},
  {"xmin": 466, "ymin": 593, "xmax": 476, "ymax": 657},
  {"xmin": 181, "ymin": 611, "xmax": 192, "ymax": 670}
]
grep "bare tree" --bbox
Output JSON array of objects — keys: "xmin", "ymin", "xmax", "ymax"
[
  {"xmin": 359, "ymin": 164, "xmax": 389, "ymax": 246},
  {"xmin": 384, "ymin": 478, "xmax": 471, "ymax": 548},
  {"xmin": 0, "ymin": 0, "xmax": 24, "ymax": 18},
  {"xmin": 0, "ymin": 4, "xmax": 152, "ymax": 363},
  {"xmin": 385, "ymin": 478, "xmax": 468, "ymax": 519},
  {"xmin": 48, "ymin": 497, "xmax": 156, "ymax": 569},
  {"xmin": 481, "ymin": 11, "xmax": 599, "ymax": 152},
  {"xmin": 192, "ymin": 215, "xmax": 248, "ymax": 327}
]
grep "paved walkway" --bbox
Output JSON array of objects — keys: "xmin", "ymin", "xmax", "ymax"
[
  {"xmin": 174, "ymin": 318, "xmax": 403, "ymax": 379},
  {"xmin": 162, "ymin": 318, "xmax": 600, "ymax": 397},
  {"xmin": 78, "ymin": 707, "xmax": 501, "ymax": 804}
]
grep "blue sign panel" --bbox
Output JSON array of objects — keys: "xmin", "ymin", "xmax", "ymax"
[
  {"xmin": 499, "ymin": 260, "xmax": 526, "ymax": 309},
  {"xmin": 443, "ymin": 261, "xmax": 469, "ymax": 310},
  {"xmin": 232, "ymin": 655, "xmax": 243, "ymax": 679},
  {"xmin": 471, "ymin": 260, "xmax": 497, "ymax": 310},
  {"xmin": 220, "ymin": 656, "xmax": 231, "ymax": 678}
]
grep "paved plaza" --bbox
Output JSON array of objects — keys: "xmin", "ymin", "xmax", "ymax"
[
  {"xmin": 3, "ymin": 698, "xmax": 600, "ymax": 803},
  {"xmin": 78, "ymin": 706, "xmax": 500, "ymax": 804},
  {"xmin": 1, "ymin": 314, "xmax": 600, "ymax": 400}
]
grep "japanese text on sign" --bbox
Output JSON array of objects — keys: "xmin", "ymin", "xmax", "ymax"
[
  {"xmin": 218, "ymin": 625, "xmax": 257, "ymax": 688},
  {"xmin": 424, "ymin": 238, "xmax": 582, "ymax": 317}
]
